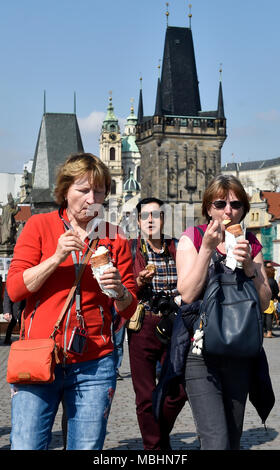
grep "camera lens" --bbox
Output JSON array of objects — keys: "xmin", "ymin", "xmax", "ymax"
[{"xmin": 155, "ymin": 312, "xmax": 177, "ymax": 344}]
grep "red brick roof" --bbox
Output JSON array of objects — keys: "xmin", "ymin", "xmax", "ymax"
[
  {"xmin": 260, "ymin": 191, "xmax": 280, "ymax": 221},
  {"xmin": 15, "ymin": 205, "xmax": 32, "ymax": 223}
]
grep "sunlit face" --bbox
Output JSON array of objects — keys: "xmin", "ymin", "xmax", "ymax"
[
  {"xmin": 66, "ymin": 173, "xmax": 106, "ymax": 224},
  {"xmin": 138, "ymin": 202, "xmax": 164, "ymax": 239},
  {"xmin": 207, "ymin": 190, "xmax": 244, "ymax": 226}
]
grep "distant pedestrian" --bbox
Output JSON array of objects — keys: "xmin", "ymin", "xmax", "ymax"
[{"xmin": 3, "ymin": 287, "xmax": 25, "ymax": 345}]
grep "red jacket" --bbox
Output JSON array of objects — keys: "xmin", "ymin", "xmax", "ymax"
[{"xmin": 6, "ymin": 210, "xmax": 137, "ymax": 363}]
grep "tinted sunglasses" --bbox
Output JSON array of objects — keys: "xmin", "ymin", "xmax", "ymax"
[
  {"xmin": 140, "ymin": 210, "xmax": 164, "ymax": 220},
  {"xmin": 212, "ymin": 200, "xmax": 243, "ymax": 210}
]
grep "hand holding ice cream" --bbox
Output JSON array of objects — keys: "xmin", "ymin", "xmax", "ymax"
[
  {"xmin": 224, "ymin": 223, "xmax": 247, "ymax": 269},
  {"xmin": 90, "ymin": 246, "xmax": 122, "ymax": 298}
]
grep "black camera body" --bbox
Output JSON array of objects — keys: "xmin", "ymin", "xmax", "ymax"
[{"xmin": 150, "ymin": 291, "xmax": 179, "ymax": 344}]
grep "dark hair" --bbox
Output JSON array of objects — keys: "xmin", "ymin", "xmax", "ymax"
[
  {"xmin": 202, "ymin": 174, "xmax": 250, "ymax": 222},
  {"xmin": 136, "ymin": 197, "xmax": 164, "ymax": 216}
]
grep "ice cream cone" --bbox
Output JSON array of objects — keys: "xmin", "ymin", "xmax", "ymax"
[
  {"xmin": 90, "ymin": 246, "xmax": 110, "ymax": 268},
  {"xmin": 226, "ymin": 223, "xmax": 243, "ymax": 237}
]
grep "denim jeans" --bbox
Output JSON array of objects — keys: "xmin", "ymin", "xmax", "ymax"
[
  {"xmin": 184, "ymin": 351, "xmax": 252, "ymax": 450},
  {"xmin": 10, "ymin": 354, "xmax": 116, "ymax": 450},
  {"xmin": 113, "ymin": 324, "xmax": 126, "ymax": 371}
]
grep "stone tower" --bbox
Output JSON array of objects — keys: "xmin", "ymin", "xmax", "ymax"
[
  {"xmin": 121, "ymin": 100, "xmax": 141, "ymax": 186},
  {"xmin": 136, "ymin": 22, "xmax": 227, "ymax": 225},
  {"xmin": 99, "ymin": 94, "xmax": 123, "ymax": 202},
  {"xmin": 29, "ymin": 108, "xmax": 84, "ymax": 213}
]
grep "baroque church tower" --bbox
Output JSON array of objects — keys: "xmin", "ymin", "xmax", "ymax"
[
  {"xmin": 136, "ymin": 7, "xmax": 227, "ymax": 225},
  {"xmin": 99, "ymin": 93, "xmax": 123, "ymax": 202}
]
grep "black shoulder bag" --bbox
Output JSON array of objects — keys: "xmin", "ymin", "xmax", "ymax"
[{"xmin": 194, "ymin": 227, "xmax": 263, "ymax": 358}]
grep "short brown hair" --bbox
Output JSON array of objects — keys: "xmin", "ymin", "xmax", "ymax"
[
  {"xmin": 202, "ymin": 174, "xmax": 250, "ymax": 222},
  {"xmin": 54, "ymin": 153, "xmax": 111, "ymax": 207}
]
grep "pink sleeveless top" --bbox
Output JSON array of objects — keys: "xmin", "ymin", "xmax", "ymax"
[{"xmin": 182, "ymin": 224, "xmax": 262, "ymax": 259}]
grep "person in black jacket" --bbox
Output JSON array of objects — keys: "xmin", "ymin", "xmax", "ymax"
[{"xmin": 3, "ymin": 287, "xmax": 25, "ymax": 345}]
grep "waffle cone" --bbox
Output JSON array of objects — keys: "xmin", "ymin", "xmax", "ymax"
[
  {"xmin": 226, "ymin": 224, "xmax": 243, "ymax": 237},
  {"xmin": 90, "ymin": 252, "xmax": 110, "ymax": 268}
]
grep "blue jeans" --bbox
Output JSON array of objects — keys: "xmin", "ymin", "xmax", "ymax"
[
  {"xmin": 113, "ymin": 325, "xmax": 125, "ymax": 371},
  {"xmin": 10, "ymin": 354, "xmax": 116, "ymax": 450}
]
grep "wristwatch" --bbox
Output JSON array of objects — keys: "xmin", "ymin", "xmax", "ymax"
[{"xmin": 115, "ymin": 285, "xmax": 130, "ymax": 302}]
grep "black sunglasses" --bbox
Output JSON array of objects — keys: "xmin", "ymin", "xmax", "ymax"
[
  {"xmin": 212, "ymin": 200, "xmax": 243, "ymax": 210},
  {"xmin": 140, "ymin": 210, "xmax": 164, "ymax": 220}
]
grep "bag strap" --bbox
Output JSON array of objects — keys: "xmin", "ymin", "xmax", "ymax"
[{"xmin": 50, "ymin": 238, "xmax": 98, "ymax": 339}]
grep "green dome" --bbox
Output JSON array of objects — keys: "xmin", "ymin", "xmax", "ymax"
[
  {"xmin": 122, "ymin": 135, "xmax": 139, "ymax": 153},
  {"xmin": 124, "ymin": 171, "xmax": 140, "ymax": 192}
]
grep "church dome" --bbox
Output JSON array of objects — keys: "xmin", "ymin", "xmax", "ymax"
[{"xmin": 124, "ymin": 171, "xmax": 140, "ymax": 192}]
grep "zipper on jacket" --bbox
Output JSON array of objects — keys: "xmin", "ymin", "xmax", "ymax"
[
  {"xmin": 27, "ymin": 300, "xmax": 40, "ymax": 338},
  {"xmin": 63, "ymin": 297, "xmax": 75, "ymax": 362},
  {"xmin": 99, "ymin": 305, "xmax": 106, "ymax": 343}
]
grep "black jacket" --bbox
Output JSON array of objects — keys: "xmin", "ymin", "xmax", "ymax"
[{"xmin": 3, "ymin": 287, "xmax": 25, "ymax": 321}]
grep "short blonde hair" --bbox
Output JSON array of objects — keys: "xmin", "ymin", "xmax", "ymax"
[
  {"xmin": 202, "ymin": 174, "xmax": 250, "ymax": 222},
  {"xmin": 54, "ymin": 153, "xmax": 111, "ymax": 207}
]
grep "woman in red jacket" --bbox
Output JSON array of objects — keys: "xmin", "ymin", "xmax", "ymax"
[{"xmin": 6, "ymin": 153, "xmax": 137, "ymax": 450}]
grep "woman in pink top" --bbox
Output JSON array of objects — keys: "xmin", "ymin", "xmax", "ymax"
[{"xmin": 176, "ymin": 174, "xmax": 271, "ymax": 450}]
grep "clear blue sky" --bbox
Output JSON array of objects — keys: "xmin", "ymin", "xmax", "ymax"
[{"xmin": 1, "ymin": 0, "xmax": 280, "ymax": 173}]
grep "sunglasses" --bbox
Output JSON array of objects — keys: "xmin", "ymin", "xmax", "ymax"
[
  {"xmin": 140, "ymin": 210, "xmax": 164, "ymax": 220},
  {"xmin": 212, "ymin": 200, "xmax": 243, "ymax": 210}
]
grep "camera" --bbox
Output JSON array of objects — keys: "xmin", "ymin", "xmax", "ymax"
[
  {"xmin": 150, "ymin": 291, "xmax": 179, "ymax": 344},
  {"xmin": 67, "ymin": 327, "xmax": 87, "ymax": 355}
]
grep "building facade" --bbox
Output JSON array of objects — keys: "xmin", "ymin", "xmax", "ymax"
[{"xmin": 221, "ymin": 157, "xmax": 280, "ymax": 195}]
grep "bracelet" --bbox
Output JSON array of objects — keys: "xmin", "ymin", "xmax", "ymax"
[{"xmin": 115, "ymin": 285, "xmax": 129, "ymax": 302}]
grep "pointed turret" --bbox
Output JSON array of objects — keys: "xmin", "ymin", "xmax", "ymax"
[
  {"xmin": 137, "ymin": 78, "xmax": 144, "ymax": 123},
  {"xmin": 154, "ymin": 77, "xmax": 162, "ymax": 116},
  {"xmin": 217, "ymin": 80, "xmax": 225, "ymax": 119}
]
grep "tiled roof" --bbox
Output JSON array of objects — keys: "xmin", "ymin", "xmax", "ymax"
[
  {"xmin": 222, "ymin": 156, "xmax": 280, "ymax": 172},
  {"xmin": 161, "ymin": 27, "xmax": 201, "ymax": 116},
  {"xmin": 260, "ymin": 191, "xmax": 280, "ymax": 221},
  {"xmin": 15, "ymin": 205, "xmax": 32, "ymax": 222}
]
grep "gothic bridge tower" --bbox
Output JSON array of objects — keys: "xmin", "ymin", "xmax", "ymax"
[{"xmin": 136, "ymin": 7, "xmax": 227, "ymax": 225}]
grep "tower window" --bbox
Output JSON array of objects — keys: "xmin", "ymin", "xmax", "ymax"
[
  {"xmin": 111, "ymin": 179, "xmax": 116, "ymax": 195},
  {"xmin": 110, "ymin": 147, "xmax": 115, "ymax": 160}
]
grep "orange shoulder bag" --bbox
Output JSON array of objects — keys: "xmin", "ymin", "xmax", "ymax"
[{"xmin": 6, "ymin": 241, "xmax": 96, "ymax": 384}]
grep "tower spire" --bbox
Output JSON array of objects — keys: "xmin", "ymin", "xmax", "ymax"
[
  {"xmin": 137, "ymin": 76, "xmax": 144, "ymax": 123},
  {"xmin": 188, "ymin": 3, "xmax": 192, "ymax": 29},
  {"xmin": 154, "ymin": 62, "xmax": 162, "ymax": 116},
  {"xmin": 217, "ymin": 64, "xmax": 225, "ymax": 119},
  {"xmin": 74, "ymin": 91, "xmax": 76, "ymax": 114},
  {"xmin": 165, "ymin": 3, "xmax": 169, "ymax": 27},
  {"xmin": 43, "ymin": 90, "xmax": 46, "ymax": 114}
]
